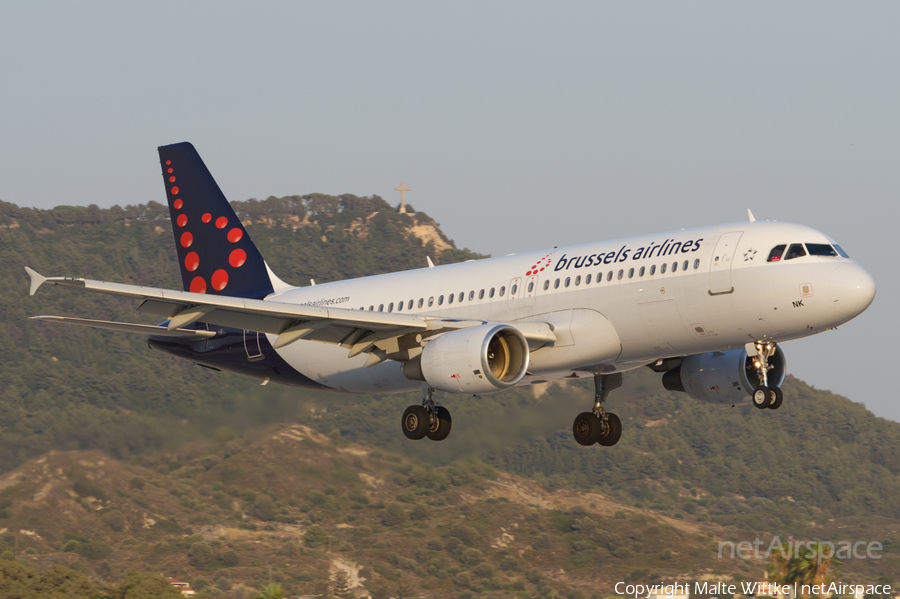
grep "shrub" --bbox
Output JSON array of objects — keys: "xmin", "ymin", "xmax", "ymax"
[
  {"xmin": 307, "ymin": 490, "xmax": 327, "ymax": 506},
  {"xmin": 76, "ymin": 541, "xmax": 113, "ymax": 560},
  {"xmin": 304, "ymin": 525, "xmax": 328, "ymax": 548},
  {"xmin": 102, "ymin": 510, "xmax": 126, "ymax": 532},
  {"xmin": 73, "ymin": 477, "xmax": 106, "ymax": 501},
  {"xmin": 217, "ymin": 549, "xmax": 240, "ymax": 567},
  {"xmin": 409, "ymin": 505, "xmax": 428, "ymax": 521},
  {"xmin": 500, "ymin": 555, "xmax": 518, "ymax": 571},
  {"xmin": 380, "ymin": 504, "xmax": 406, "ymax": 527},
  {"xmin": 460, "ymin": 548, "xmax": 484, "ymax": 565},
  {"xmin": 188, "ymin": 542, "xmax": 214, "ymax": 568},
  {"xmin": 472, "ymin": 562, "xmax": 493, "ymax": 577},
  {"xmin": 454, "ymin": 571, "xmax": 473, "ymax": 589}
]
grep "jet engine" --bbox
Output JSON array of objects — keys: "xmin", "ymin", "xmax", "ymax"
[
  {"xmin": 402, "ymin": 324, "xmax": 530, "ymax": 395},
  {"xmin": 661, "ymin": 346, "xmax": 786, "ymax": 405}
]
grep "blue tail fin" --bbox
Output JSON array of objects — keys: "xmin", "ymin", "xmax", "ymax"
[{"xmin": 158, "ymin": 142, "xmax": 275, "ymax": 299}]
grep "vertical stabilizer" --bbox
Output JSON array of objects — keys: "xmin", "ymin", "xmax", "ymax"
[{"xmin": 158, "ymin": 142, "xmax": 276, "ymax": 299}]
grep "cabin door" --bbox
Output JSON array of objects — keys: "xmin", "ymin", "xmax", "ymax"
[{"xmin": 709, "ymin": 231, "xmax": 743, "ymax": 294}]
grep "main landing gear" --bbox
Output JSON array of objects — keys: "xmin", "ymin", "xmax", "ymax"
[
  {"xmin": 749, "ymin": 341, "xmax": 784, "ymax": 410},
  {"xmin": 573, "ymin": 373, "xmax": 623, "ymax": 447},
  {"xmin": 401, "ymin": 385, "xmax": 452, "ymax": 441}
]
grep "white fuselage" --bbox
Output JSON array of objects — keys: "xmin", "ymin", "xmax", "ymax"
[{"xmin": 264, "ymin": 220, "xmax": 874, "ymax": 394}]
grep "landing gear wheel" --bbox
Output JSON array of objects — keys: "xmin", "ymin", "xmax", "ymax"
[
  {"xmin": 401, "ymin": 405, "xmax": 429, "ymax": 440},
  {"xmin": 573, "ymin": 412, "xmax": 601, "ymax": 446},
  {"xmin": 426, "ymin": 406, "xmax": 452, "ymax": 441},
  {"xmin": 597, "ymin": 413, "xmax": 622, "ymax": 447},
  {"xmin": 752, "ymin": 385, "xmax": 771, "ymax": 409},
  {"xmin": 767, "ymin": 387, "xmax": 784, "ymax": 410}
]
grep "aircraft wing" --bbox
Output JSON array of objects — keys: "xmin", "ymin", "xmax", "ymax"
[{"xmin": 26, "ymin": 268, "xmax": 556, "ymax": 364}]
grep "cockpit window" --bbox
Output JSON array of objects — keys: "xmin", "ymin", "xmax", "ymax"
[
  {"xmin": 784, "ymin": 244, "xmax": 807, "ymax": 260},
  {"xmin": 806, "ymin": 243, "xmax": 838, "ymax": 257},
  {"xmin": 767, "ymin": 244, "xmax": 786, "ymax": 262},
  {"xmin": 833, "ymin": 244, "xmax": 850, "ymax": 258}
]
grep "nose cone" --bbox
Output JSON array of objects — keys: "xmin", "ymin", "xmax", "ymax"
[{"xmin": 830, "ymin": 264, "xmax": 876, "ymax": 317}]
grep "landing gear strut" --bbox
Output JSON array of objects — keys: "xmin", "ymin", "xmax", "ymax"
[
  {"xmin": 573, "ymin": 373, "xmax": 623, "ymax": 447},
  {"xmin": 749, "ymin": 341, "xmax": 784, "ymax": 410},
  {"xmin": 401, "ymin": 385, "xmax": 452, "ymax": 441}
]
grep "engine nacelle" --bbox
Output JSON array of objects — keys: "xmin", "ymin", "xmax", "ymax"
[
  {"xmin": 662, "ymin": 346, "xmax": 786, "ymax": 405},
  {"xmin": 402, "ymin": 324, "xmax": 530, "ymax": 395}
]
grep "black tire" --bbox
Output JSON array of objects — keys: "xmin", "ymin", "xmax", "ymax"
[
  {"xmin": 597, "ymin": 413, "xmax": 622, "ymax": 447},
  {"xmin": 401, "ymin": 405, "xmax": 429, "ymax": 440},
  {"xmin": 768, "ymin": 387, "xmax": 784, "ymax": 410},
  {"xmin": 752, "ymin": 385, "xmax": 771, "ymax": 409},
  {"xmin": 426, "ymin": 406, "xmax": 453, "ymax": 441},
  {"xmin": 573, "ymin": 412, "xmax": 601, "ymax": 446}
]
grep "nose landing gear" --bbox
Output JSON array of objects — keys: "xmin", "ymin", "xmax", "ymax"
[
  {"xmin": 573, "ymin": 373, "xmax": 623, "ymax": 447},
  {"xmin": 749, "ymin": 341, "xmax": 784, "ymax": 410},
  {"xmin": 401, "ymin": 385, "xmax": 453, "ymax": 441}
]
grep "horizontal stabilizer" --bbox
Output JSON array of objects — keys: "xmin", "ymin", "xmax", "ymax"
[
  {"xmin": 30, "ymin": 315, "xmax": 216, "ymax": 339},
  {"xmin": 24, "ymin": 266, "xmax": 47, "ymax": 296}
]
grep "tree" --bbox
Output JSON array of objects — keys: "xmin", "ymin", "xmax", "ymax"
[
  {"xmin": 252, "ymin": 584, "xmax": 285, "ymax": 599},
  {"xmin": 380, "ymin": 503, "xmax": 406, "ymax": 527},
  {"xmin": 331, "ymin": 569, "xmax": 353, "ymax": 599}
]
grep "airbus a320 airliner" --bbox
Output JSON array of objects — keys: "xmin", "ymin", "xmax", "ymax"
[{"xmin": 26, "ymin": 143, "xmax": 876, "ymax": 447}]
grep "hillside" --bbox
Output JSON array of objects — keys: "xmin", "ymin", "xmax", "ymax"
[
  {"xmin": 0, "ymin": 199, "xmax": 899, "ymax": 592},
  {"xmin": 0, "ymin": 422, "xmax": 891, "ymax": 598}
]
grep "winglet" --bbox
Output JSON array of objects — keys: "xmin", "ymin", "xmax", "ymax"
[
  {"xmin": 24, "ymin": 267, "xmax": 47, "ymax": 296},
  {"xmin": 748, "ymin": 209, "xmax": 756, "ymax": 223},
  {"xmin": 427, "ymin": 256, "xmax": 435, "ymax": 269}
]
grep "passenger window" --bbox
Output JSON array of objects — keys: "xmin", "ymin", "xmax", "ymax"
[
  {"xmin": 650, "ymin": 265, "xmax": 656, "ymax": 275},
  {"xmin": 628, "ymin": 268, "xmax": 634, "ymax": 279},
  {"xmin": 565, "ymin": 277, "xmax": 571, "ymax": 287},
  {"xmin": 511, "ymin": 284, "xmax": 518, "ymax": 295},
  {"xmin": 500, "ymin": 286, "xmax": 506, "ymax": 296},
  {"xmin": 554, "ymin": 279, "xmax": 560, "ymax": 289},
  {"xmin": 398, "ymin": 301, "xmax": 403, "ymax": 311},
  {"xmin": 639, "ymin": 266, "xmax": 645, "ymax": 277},
  {"xmin": 575, "ymin": 276, "xmax": 581, "ymax": 286},
  {"xmin": 388, "ymin": 302, "xmax": 394, "ymax": 312},
  {"xmin": 378, "ymin": 304, "xmax": 384, "ymax": 312},
  {"xmin": 693, "ymin": 259, "xmax": 700, "ymax": 269},
  {"xmin": 438, "ymin": 295, "xmax": 444, "ymax": 305},
  {"xmin": 489, "ymin": 288, "xmax": 495, "ymax": 298},
  {"xmin": 418, "ymin": 298, "xmax": 424, "ymax": 309},
  {"xmin": 448, "ymin": 293, "xmax": 454, "ymax": 304},
  {"xmin": 806, "ymin": 243, "xmax": 838, "ymax": 257},
  {"xmin": 479, "ymin": 289, "xmax": 485, "ymax": 299},
  {"xmin": 607, "ymin": 271, "xmax": 613, "ymax": 281},
  {"xmin": 683, "ymin": 260, "xmax": 688, "ymax": 271},
  {"xmin": 428, "ymin": 297, "xmax": 434, "ymax": 307},
  {"xmin": 586, "ymin": 274, "xmax": 592, "ymax": 284},
  {"xmin": 617, "ymin": 269, "xmax": 624, "ymax": 280},
  {"xmin": 458, "ymin": 292, "xmax": 464, "ymax": 302},
  {"xmin": 527, "ymin": 282, "xmax": 534, "ymax": 292},
  {"xmin": 468, "ymin": 291, "xmax": 475, "ymax": 301},
  {"xmin": 661, "ymin": 263, "xmax": 667, "ymax": 274},
  {"xmin": 784, "ymin": 244, "xmax": 807, "ymax": 260},
  {"xmin": 767, "ymin": 244, "xmax": 786, "ymax": 262},
  {"xmin": 369, "ymin": 305, "xmax": 374, "ymax": 311},
  {"xmin": 543, "ymin": 280, "xmax": 550, "ymax": 290},
  {"xmin": 672, "ymin": 262, "xmax": 678, "ymax": 272}
]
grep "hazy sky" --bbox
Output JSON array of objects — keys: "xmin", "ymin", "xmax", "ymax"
[{"xmin": 2, "ymin": 2, "xmax": 898, "ymax": 419}]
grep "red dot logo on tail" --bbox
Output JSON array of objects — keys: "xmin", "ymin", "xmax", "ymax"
[
  {"xmin": 216, "ymin": 217, "xmax": 228, "ymax": 229},
  {"xmin": 229, "ymin": 248, "xmax": 246, "ymax": 267},
  {"xmin": 227, "ymin": 228, "xmax": 243, "ymax": 243},
  {"xmin": 180, "ymin": 232, "xmax": 192, "ymax": 248},
  {"xmin": 177, "ymin": 214, "xmax": 188, "ymax": 227},
  {"xmin": 190, "ymin": 276, "xmax": 206, "ymax": 293},
  {"xmin": 174, "ymin": 199, "xmax": 183, "ymax": 210},
  {"xmin": 184, "ymin": 252, "xmax": 199, "ymax": 271},
  {"xmin": 211, "ymin": 269, "xmax": 228, "ymax": 291},
  {"xmin": 202, "ymin": 213, "xmax": 211, "ymax": 223}
]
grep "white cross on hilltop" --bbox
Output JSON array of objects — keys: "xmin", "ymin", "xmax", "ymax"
[{"xmin": 395, "ymin": 180, "xmax": 410, "ymax": 214}]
